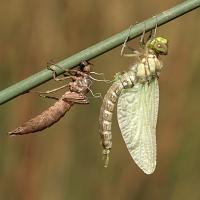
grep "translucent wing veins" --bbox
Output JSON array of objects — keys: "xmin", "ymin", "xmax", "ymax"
[{"xmin": 117, "ymin": 79, "xmax": 159, "ymax": 174}]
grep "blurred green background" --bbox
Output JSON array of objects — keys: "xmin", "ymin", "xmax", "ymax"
[{"xmin": 1, "ymin": 0, "xmax": 200, "ymax": 200}]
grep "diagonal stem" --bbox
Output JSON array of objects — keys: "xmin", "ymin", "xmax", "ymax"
[{"xmin": 0, "ymin": 0, "xmax": 200, "ymax": 105}]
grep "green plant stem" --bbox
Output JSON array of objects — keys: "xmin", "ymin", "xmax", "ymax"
[{"xmin": 0, "ymin": 0, "xmax": 200, "ymax": 105}]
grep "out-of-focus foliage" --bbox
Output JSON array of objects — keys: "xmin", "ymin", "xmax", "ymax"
[{"xmin": 0, "ymin": 0, "xmax": 200, "ymax": 200}]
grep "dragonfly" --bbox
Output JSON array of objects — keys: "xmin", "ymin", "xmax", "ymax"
[
  {"xmin": 99, "ymin": 28, "xmax": 168, "ymax": 174},
  {"xmin": 9, "ymin": 60, "xmax": 94, "ymax": 135}
]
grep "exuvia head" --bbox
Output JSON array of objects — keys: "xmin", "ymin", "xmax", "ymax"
[
  {"xmin": 79, "ymin": 60, "xmax": 93, "ymax": 73},
  {"xmin": 147, "ymin": 37, "xmax": 168, "ymax": 55}
]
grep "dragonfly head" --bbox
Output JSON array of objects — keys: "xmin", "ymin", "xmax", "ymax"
[{"xmin": 147, "ymin": 37, "xmax": 168, "ymax": 56}]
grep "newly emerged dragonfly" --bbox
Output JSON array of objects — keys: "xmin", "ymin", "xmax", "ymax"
[
  {"xmin": 9, "ymin": 61, "xmax": 94, "ymax": 135},
  {"xmin": 99, "ymin": 29, "xmax": 168, "ymax": 174}
]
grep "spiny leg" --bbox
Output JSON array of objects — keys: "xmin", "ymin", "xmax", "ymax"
[
  {"xmin": 62, "ymin": 93, "xmax": 89, "ymax": 104},
  {"xmin": 139, "ymin": 20, "xmax": 157, "ymax": 47},
  {"xmin": 152, "ymin": 16, "xmax": 158, "ymax": 38},
  {"xmin": 47, "ymin": 60, "xmax": 79, "ymax": 77},
  {"xmin": 120, "ymin": 25, "xmax": 139, "ymax": 57},
  {"xmin": 37, "ymin": 94, "xmax": 59, "ymax": 101},
  {"xmin": 88, "ymin": 73, "xmax": 111, "ymax": 83},
  {"xmin": 139, "ymin": 22, "xmax": 146, "ymax": 48},
  {"xmin": 120, "ymin": 25, "xmax": 132, "ymax": 56},
  {"xmin": 120, "ymin": 25, "xmax": 142, "ymax": 58},
  {"xmin": 47, "ymin": 63, "xmax": 77, "ymax": 82},
  {"xmin": 31, "ymin": 83, "xmax": 69, "ymax": 95},
  {"xmin": 146, "ymin": 16, "xmax": 158, "ymax": 42},
  {"xmin": 87, "ymin": 86, "xmax": 102, "ymax": 98},
  {"xmin": 29, "ymin": 90, "xmax": 60, "ymax": 101}
]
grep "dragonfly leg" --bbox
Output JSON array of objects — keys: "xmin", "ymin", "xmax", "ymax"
[
  {"xmin": 47, "ymin": 63, "xmax": 77, "ymax": 81},
  {"xmin": 62, "ymin": 92, "xmax": 89, "ymax": 104},
  {"xmin": 121, "ymin": 25, "xmax": 142, "ymax": 59},
  {"xmin": 87, "ymin": 87, "xmax": 102, "ymax": 98},
  {"xmin": 89, "ymin": 73, "xmax": 111, "ymax": 83},
  {"xmin": 47, "ymin": 60, "xmax": 79, "ymax": 74},
  {"xmin": 121, "ymin": 25, "xmax": 134, "ymax": 56},
  {"xmin": 146, "ymin": 16, "xmax": 158, "ymax": 42},
  {"xmin": 121, "ymin": 45, "xmax": 142, "ymax": 60},
  {"xmin": 152, "ymin": 16, "xmax": 158, "ymax": 38},
  {"xmin": 37, "ymin": 94, "xmax": 59, "ymax": 101},
  {"xmin": 47, "ymin": 60, "xmax": 85, "ymax": 82},
  {"xmin": 121, "ymin": 41, "xmax": 141, "ymax": 57},
  {"xmin": 121, "ymin": 43, "xmax": 141, "ymax": 57},
  {"xmin": 146, "ymin": 29, "xmax": 153, "ymax": 42},
  {"xmin": 139, "ymin": 20, "xmax": 157, "ymax": 48},
  {"xmin": 121, "ymin": 43, "xmax": 138, "ymax": 57},
  {"xmin": 121, "ymin": 51, "xmax": 142, "ymax": 58},
  {"xmin": 139, "ymin": 22, "xmax": 146, "ymax": 48},
  {"xmin": 31, "ymin": 83, "xmax": 69, "ymax": 95}
]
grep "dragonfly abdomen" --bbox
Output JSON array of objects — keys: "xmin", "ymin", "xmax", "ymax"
[
  {"xmin": 99, "ymin": 71, "xmax": 135, "ymax": 167},
  {"xmin": 9, "ymin": 93, "xmax": 74, "ymax": 135}
]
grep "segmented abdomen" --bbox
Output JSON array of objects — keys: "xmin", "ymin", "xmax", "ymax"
[
  {"xmin": 99, "ymin": 71, "xmax": 135, "ymax": 167},
  {"xmin": 9, "ymin": 92, "xmax": 74, "ymax": 135}
]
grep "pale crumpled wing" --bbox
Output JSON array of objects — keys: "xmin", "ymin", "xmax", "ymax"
[{"xmin": 117, "ymin": 79, "xmax": 159, "ymax": 174}]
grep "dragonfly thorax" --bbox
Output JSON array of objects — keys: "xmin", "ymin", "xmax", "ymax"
[
  {"xmin": 69, "ymin": 76, "xmax": 91, "ymax": 94},
  {"xmin": 133, "ymin": 53, "xmax": 163, "ymax": 83}
]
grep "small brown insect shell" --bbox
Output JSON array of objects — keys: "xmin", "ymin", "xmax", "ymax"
[
  {"xmin": 8, "ymin": 60, "xmax": 92, "ymax": 135},
  {"xmin": 80, "ymin": 60, "xmax": 93, "ymax": 74}
]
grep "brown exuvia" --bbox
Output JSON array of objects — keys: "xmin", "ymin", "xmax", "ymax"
[{"xmin": 9, "ymin": 61, "xmax": 92, "ymax": 135}]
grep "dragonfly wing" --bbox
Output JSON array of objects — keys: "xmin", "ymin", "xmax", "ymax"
[{"xmin": 117, "ymin": 79, "xmax": 159, "ymax": 174}]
